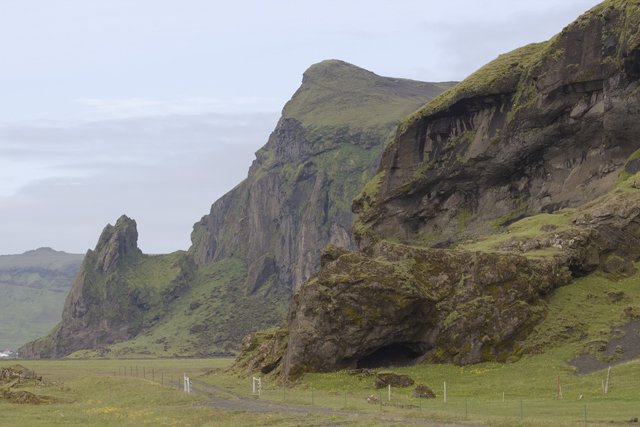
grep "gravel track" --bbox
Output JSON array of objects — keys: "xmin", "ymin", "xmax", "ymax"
[{"xmin": 186, "ymin": 378, "xmax": 483, "ymax": 426}]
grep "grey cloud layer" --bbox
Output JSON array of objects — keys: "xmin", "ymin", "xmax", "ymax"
[{"xmin": 0, "ymin": 113, "xmax": 279, "ymax": 255}]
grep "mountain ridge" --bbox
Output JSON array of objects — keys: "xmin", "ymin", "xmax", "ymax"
[
  {"xmin": 229, "ymin": 0, "xmax": 640, "ymax": 380},
  {"xmin": 20, "ymin": 61, "xmax": 453, "ymax": 358}
]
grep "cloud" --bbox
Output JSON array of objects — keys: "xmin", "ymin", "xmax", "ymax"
[
  {"xmin": 72, "ymin": 97, "xmax": 283, "ymax": 119},
  {"xmin": 0, "ymin": 112, "xmax": 280, "ymax": 255}
]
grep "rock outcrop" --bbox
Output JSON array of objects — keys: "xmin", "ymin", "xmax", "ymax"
[
  {"xmin": 231, "ymin": 0, "xmax": 640, "ymax": 379},
  {"xmin": 354, "ymin": 0, "xmax": 640, "ymax": 251},
  {"xmin": 282, "ymin": 185, "xmax": 640, "ymax": 378},
  {"xmin": 19, "ymin": 215, "xmax": 196, "ymax": 358},
  {"xmin": 189, "ymin": 60, "xmax": 454, "ymax": 294}
]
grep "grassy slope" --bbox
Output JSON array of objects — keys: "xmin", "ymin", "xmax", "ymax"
[
  {"xmin": 210, "ymin": 260, "xmax": 640, "ymax": 424},
  {"xmin": 69, "ymin": 258, "xmax": 288, "ymax": 358},
  {"xmin": 0, "ymin": 248, "xmax": 84, "ymax": 350},
  {"xmin": 283, "ymin": 59, "xmax": 454, "ymax": 129}
]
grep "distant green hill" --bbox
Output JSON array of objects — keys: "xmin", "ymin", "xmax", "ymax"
[{"xmin": 0, "ymin": 248, "xmax": 83, "ymax": 351}]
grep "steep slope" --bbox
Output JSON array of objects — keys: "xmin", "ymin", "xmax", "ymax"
[
  {"xmin": 354, "ymin": 0, "xmax": 640, "ymax": 251},
  {"xmin": 21, "ymin": 62, "xmax": 453, "ymax": 358},
  {"xmin": 189, "ymin": 60, "xmax": 454, "ymax": 294},
  {"xmin": 21, "ymin": 216, "xmax": 289, "ymax": 359},
  {"xmin": 229, "ymin": 0, "xmax": 640, "ymax": 379},
  {"xmin": 0, "ymin": 248, "xmax": 83, "ymax": 350}
]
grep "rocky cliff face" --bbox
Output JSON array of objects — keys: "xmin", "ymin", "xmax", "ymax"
[
  {"xmin": 354, "ymin": 1, "xmax": 640, "ymax": 250},
  {"xmin": 283, "ymin": 185, "xmax": 640, "ymax": 377},
  {"xmin": 19, "ymin": 216, "xmax": 196, "ymax": 358},
  {"xmin": 20, "ymin": 62, "xmax": 453, "ymax": 358},
  {"xmin": 231, "ymin": 0, "xmax": 640, "ymax": 379},
  {"xmin": 189, "ymin": 60, "xmax": 453, "ymax": 294}
]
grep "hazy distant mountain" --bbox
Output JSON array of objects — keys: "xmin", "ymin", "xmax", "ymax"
[{"xmin": 0, "ymin": 247, "xmax": 83, "ymax": 350}]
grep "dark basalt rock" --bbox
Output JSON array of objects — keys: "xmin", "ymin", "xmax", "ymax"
[
  {"xmin": 413, "ymin": 384, "xmax": 436, "ymax": 398},
  {"xmin": 373, "ymin": 372, "xmax": 414, "ymax": 388},
  {"xmin": 188, "ymin": 61, "xmax": 453, "ymax": 294},
  {"xmin": 353, "ymin": 0, "xmax": 640, "ymax": 252},
  {"xmin": 281, "ymin": 190, "xmax": 640, "ymax": 378},
  {"xmin": 282, "ymin": 242, "xmax": 571, "ymax": 378},
  {"xmin": 243, "ymin": 2, "xmax": 640, "ymax": 379}
]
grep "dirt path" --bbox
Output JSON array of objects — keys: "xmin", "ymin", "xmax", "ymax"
[
  {"xmin": 569, "ymin": 319, "xmax": 640, "ymax": 375},
  {"xmin": 188, "ymin": 379, "xmax": 482, "ymax": 426}
]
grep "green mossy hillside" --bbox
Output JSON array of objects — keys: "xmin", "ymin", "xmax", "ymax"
[
  {"xmin": 0, "ymin": 248, "xmax": 84, "ymax": 350},
  {"xmin": 70, "ymin": 258, "xmax": 289, "ymax": 358}
]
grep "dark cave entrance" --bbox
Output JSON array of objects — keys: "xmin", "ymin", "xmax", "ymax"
[{"xmin": 356, "ymin": 344, "xmax": 421, "ymax": 369}]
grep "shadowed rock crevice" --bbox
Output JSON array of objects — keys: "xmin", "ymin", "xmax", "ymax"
[{"xmin": 355, "ymin": 344, "xmax": 421, "ymax": 369}]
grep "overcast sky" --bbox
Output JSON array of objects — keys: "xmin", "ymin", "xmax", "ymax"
[{"xmin": 0, "ymin": 0, "xmax": 603, "ymax": 255}]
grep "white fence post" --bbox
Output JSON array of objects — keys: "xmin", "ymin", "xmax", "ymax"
[
  {"xmin": 252, "ymin": 377, "xmax": 262, "ymax": 396},
  {"xmin": 183, "ymin": 373, "xmax": 192, "ymax": 393}
]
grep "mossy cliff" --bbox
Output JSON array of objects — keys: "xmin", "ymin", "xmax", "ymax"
[
  {"xmin": 231, "ymin": 0, "xmax": 640, "ymax": 379},
  {"xmin": 282, "ymin": 183, "xmax": 640, "ymax": 378},
  {"xmin": 20, "ymin": 62, "xmax": 453, "ymax": 359},
  {"xmin": 354, "ymin": 0, "xmax": 640, "ymax": 251},
  {"xmin": 189, "ymin": 60, "xmax": 454, "ymax": 295},
  {"xmin": 19, "ymin": 216, "xmax": 197, "ymax": 358},
  {"xmin": 233, "ymin": 172, "xmax": 640, "ymax": 379}
]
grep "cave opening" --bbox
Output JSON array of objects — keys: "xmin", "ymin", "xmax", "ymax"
[{"xmin": 356, "ymin": 343, "xmax": 421, "ymax": 369}]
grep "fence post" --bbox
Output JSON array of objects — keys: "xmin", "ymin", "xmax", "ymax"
[
  {"xmin": 584, "ymin": 404, "xmax": 587, "ymax": 425},
  {"xmin": 388, "ymin": 384, "xmax": 391, "ymax": 401},
  {"xmin": 444, "ymin": 382, "xmax": 447, "ymax": 403}
]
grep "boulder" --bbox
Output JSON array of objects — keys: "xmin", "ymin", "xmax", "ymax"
[
  {"xmin": 373, "ymin": 372, "xmax": 414, "ymax": 388},
  {"xmin": 413, "ymin": 384, "xmax": 436, "ymax": 398}
]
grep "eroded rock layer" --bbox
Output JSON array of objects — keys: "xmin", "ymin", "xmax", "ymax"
[
  {"xmin": 189, "ymin": 60, "xmax": 453, "ymax": 294},
  {"xmin": 354, "ymin": 0, "xmax": 640, "ymax": 250},
  {"xmin": 231, "ymin": 1, "xmax": 640, "ymax": 379},
  {"xmin": 282, "ymin": 189, "xmax": 640, "ymax": 378}
]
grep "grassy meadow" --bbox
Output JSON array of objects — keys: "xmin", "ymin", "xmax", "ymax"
[
  {"xmin": 207, "ymin": 346, "xmax": 640, "ymax": 426},
  {"xmin": 6, "ymin": 257, "xmax": 640, "ymax": 426}
]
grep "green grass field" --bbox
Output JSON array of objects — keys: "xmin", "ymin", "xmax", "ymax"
[
  {"xmin": 205, "ymin": 349, "xmax": 640, "ymax": 426},
  {"xmin": 3, "ymin": 344, "xmax": 640, "ymax": 427}
]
